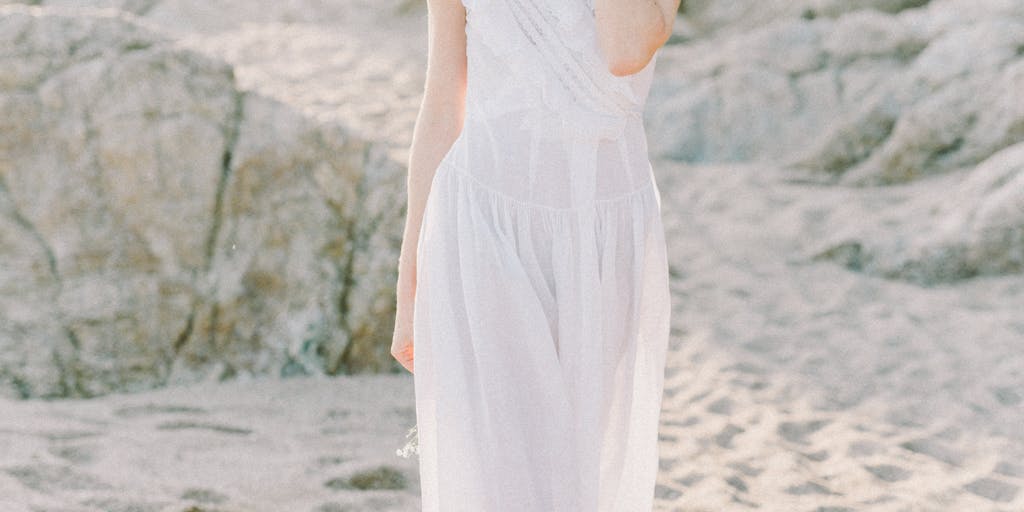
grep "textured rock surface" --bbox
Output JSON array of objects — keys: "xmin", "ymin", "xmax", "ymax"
[
  {"xmin": 1, "ymin": 0, "xmax": 1020, "ymax": 401},
  {"xmin": 651, "ymin": 0, "xmax": 1024, "ymax": 284},
  {"xmin": 0, "ymin": 5, "xmax": 405, "ymax": 398},
  {"xmin": 680, "ymin": 0, "xmax": 934, "ymax": 37},
  {"xmin": 0, "ymin": 2, "xmax": 1021, "ymax": 511},
  {"xmin": 795, "ymin": 17, "xmax": 1024, "ymax": 186},
  {"xmin": 3, "ymin": 0, "xmax": 430, "ymax": 161},
  {"xmin": 811, "ymin": 143, "xmax": 1024, "ymax": 283},
  {"xmin": 649, "ymin": 0, "xmax": 1024, "ymax": 166}
]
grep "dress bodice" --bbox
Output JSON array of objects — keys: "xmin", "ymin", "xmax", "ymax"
[
  {"xmin": 461, "ymin": 0, "xmax": 657, "ymax": 121},
  {"xmin": 444, "ymin": 0, "xmax": 661, "ymax": 211}
]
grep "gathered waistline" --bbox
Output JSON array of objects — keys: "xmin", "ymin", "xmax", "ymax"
[{"xmin": 436, "ymin": 157, "xmax": 658, "ymax": 214}]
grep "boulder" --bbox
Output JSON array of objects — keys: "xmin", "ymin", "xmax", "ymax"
[
  {"xmin": 811, "ymin": 143, "xmax": 1024, "ymax": 284},
  {"xmin": 650, "ymin": 0, "xmax": 1024, "ymax": 284},
  {"xmin": 680, "ymin": 0, "xmax": 932, "ymax": 38},
  {"xmin": 650, "ymin": 1, "xmax": 1024, "ymax": 172},
  {"xmin": 0, "ymin": 5, "xmax": 405, "ymax": 398},
  {"xmin": 647, "ymin": 11, "xmax": 926, "ymax": 164},
  {"xmin": 793, "ymin": 19, "xmax": 1024, "ymax": 185}
]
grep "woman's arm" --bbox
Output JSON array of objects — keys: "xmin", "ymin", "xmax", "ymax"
[
  {"xmin": 401, "ymin": 0, "xmax": 467, "ymax": 270},
  {"xmin": 595, "ymin": 0, "xmax": 681, "ymax": 76},
  {"xmin": 391, "ymin": 0, "xmax": 467, "ymax": 373}
]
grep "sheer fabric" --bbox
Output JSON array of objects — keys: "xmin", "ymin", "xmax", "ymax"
[{"xmin": 413, "ymin": 0, "xmax": 671, "ymax": 510}]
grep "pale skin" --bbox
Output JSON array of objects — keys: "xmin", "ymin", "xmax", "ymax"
[{"xmin": 390, "ymin": 0, "xmax": 682, "ymax": 373}]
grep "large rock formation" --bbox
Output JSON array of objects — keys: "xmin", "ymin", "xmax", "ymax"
[
  {"xmin": 679, "ymin": 0, "xmax": 933, "ymax": 37},
  {"xmin": 0, "ymin": 5, "xmax": 405, "ymax": 398},
  {"xmin": 650, "ymin": 0, "xmax": 1024, "ymax": 166},
  {"xmin": 2, "ymin": 0, "xmax": 1021, "ymax": 399},
  {"xmin": 2, "ymin": 0, "xmax": 430, "ymax": 159},
  {"xmin": 652, "ymin": 0, "xmax": 1024, "ymax": 284},
  {"xmin": 810, "ymin": 143, "xmax": 1024, "ymax": 283}
]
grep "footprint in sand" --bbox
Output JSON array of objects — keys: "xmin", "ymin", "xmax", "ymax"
[
  {"xmin": 313, "ymin": 503, "xmax": 356, "ymax": 512},
  {"xmin": 654, "ymin": 482, "xmax": 683, "ymax": 499},
  {"xmin": 47, "ymin": 444, "xmax": 97, "ymax": 465},
  {"xmin": 661, "ymin": 384, "xmax": 686, "ymax": 400},
  {"xmin": 990, "ymin": 386, "xmax": 1022, "ymax": 406},
  {"xmin": 80, "ymin": 497, "xmax": 167, "ymax": 512},
  {"xmin": 674, "ymin": 471, "xmax": 705, "ymax": 487},
  {"xmin": 801, "ymin": 449, "xmax": 830, "ymax": 462},
  {"xmin": 863, "ymin": 463, "xmax": 911, "ymax": 482},
  {"xmin": 846, "ymin": 439, "xmax": 887, "ymax": 457},
  {"xmin": 315, "ymin": 455, "xmax": 349, "ymax": 467},
  {"xmin": 324, "ymin": 408, "xmax": 353, "ymax": 420},
  {"xmin": 963, "ymin": 476, "xmax": 1020, "ymax": 503},
  {"xmin": 994, "ymin": 460, "xmax": 1024, "ymax": 478},
  {"xmin": 325, "ymin": 465, "xmax": 407, "ymax": 491},
  {"xmin": 38, "ymin": 429, "xmax": 104, "ymax": 442},
  {"xmin": 714, "ymin": 423, "xmax": 744, "ymax": 448},
  {"xmin": 785, "ymin": 480, "xmax": 839, "ymax": 496},
  {"xmin": 180, "ymin": 487, "xmax": 229, "ymax": 504},
  {"xmin": 777, "ymin": 418, "xmax": 831, "ymax": 445},
  {"xmin": 314, "ymin": 497, "xmax": 403, "ymax": 511},
  {"xmin": 155, "ymin": 420, "xmax": 252, "ymax": 435},
  {"xmin": 658, "ymin": 432, "xmax": 680, "ymax": 443},
  {"xmin": 113, "ymin": 404, "xmax": 208, "ymax": 418},
  {"xmin": 726, "ymin": 460, "xmax": 764, "ymax": 477},
  {"xmin": 706, "ymin": 396, "xmax": 735, "ymax": 415},
  {"xmin": 3, "ymin": 463, "xmax": 113, "ymax": 493},
  {"xmin": 686, "ymin": 389, "xmax": 713, "ymax": 403},
  {"xmin": 899, "ymin": 437, "xmax": 964, "ymax": 466},
  {"xmin": 662, "ymin": 415, "xmax": 700, "ymax": 428},
  {"xmin": 389, "ymin": 405, "xmax": 416, "ymax": 420},
  {"xmin": 724, "ymin": 475, "xmax": 748, "ymax": 493}
]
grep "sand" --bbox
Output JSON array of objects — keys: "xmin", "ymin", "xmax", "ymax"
[
  {"xmin": 1, "ymin": 0, "xmax": 1022, "ymax": 510},
  {"xmin": 2, "ymin": 158, "xmax": 1021, "ymax": 511}
]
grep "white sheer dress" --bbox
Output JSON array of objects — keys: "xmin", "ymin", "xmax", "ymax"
[{"xmin": 412, "ymin": 0, "xmax": 671, "ymax": 510}]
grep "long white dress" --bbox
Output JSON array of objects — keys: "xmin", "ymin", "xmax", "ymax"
[{"xmin": 412, "ymin": 0, "xmax": 671, "ymax": 510}]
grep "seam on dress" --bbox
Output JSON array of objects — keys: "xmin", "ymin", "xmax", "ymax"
[{"xmin": 443, "ymin": 159, "xmax": 656, "ymax": 214}]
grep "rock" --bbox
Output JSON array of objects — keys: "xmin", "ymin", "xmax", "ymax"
[
  {"xmin": 2, "ymin": 0, "xmax": 429, "ymax": 161},
  {"xmin": 680, "ymin": 0, "xmax": 932, "ymax": 38},
  {"xmin": 651, "ymin": 2, "xmax": 1024, "ymax": 170},
  {"xmin": 647, "ymin": 13, "xmax": 914, "ymax": 164},
  {"xmin": 0, "ymin": 5, "xmax": 405, "ymax": 398},
  {"xmin": 815, "ymin": 20, "xmax": 1024, "ymax": 185},
  {"xmin": 649, "ymin": 0, "xmax": 1024, "ymax": 283},
  {"xmin": 812, "ymin": 142, "xmax": 1024, "ymax": 284}
]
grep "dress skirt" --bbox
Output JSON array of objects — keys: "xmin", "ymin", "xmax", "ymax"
[{"xmin": 412, "ymin": 141, "xmax": 671, "ymax": 511}]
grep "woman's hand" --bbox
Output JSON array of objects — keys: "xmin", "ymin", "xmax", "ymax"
[{"xmin": 391, "ymin": 261, "xmax": 416, "ymax": 374}]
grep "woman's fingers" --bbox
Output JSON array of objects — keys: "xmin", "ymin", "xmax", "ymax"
[
  {"xmin": 391, "ymin": 337, "xmax": 415, "ymax": 374},
  {"xmin": 392, "ymin": 265, "xmax": 416, "ymax": 374},
  {"xmin": 391, "ymin": 300, "xmax": 415, "ymax": 374}
]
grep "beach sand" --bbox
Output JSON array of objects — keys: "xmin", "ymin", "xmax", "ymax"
[{"xmin": 2, "ymin": 158, "xmax": 1021, "ymax": 511}]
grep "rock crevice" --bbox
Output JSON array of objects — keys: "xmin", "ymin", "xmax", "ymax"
[{"xmin": 0, "ymin": 5, "xmax": 406, "ymax": 398}]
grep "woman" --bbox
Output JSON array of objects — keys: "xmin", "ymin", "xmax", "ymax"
[{"xmin": 392, "ymin": 0, "xmax": 678, "ymax": 509}]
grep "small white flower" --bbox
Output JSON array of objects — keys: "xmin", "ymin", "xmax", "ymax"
[{"xmin": 395, "ymin": 424, "xmax": 419, "ymax": 458}]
